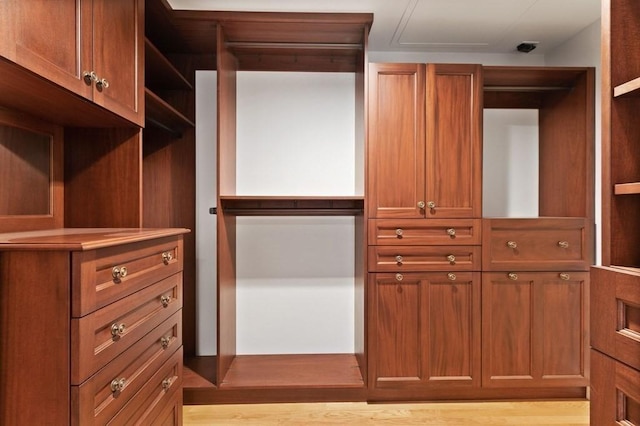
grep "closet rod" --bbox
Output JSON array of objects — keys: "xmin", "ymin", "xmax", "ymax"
[
  {"xmin": 225, "ymin": 41, "xmax": 362, "ymax": 50},
  {"xmin": 484, "ymin": 86, "xmax": 572, "ymax": 92}
]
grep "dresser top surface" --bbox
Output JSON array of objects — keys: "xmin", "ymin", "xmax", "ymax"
[{"xmin": 0, "ymin": 228, "xmax": 190, "ymax": 250}]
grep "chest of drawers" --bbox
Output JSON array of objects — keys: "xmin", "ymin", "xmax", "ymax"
[{"xmin": 0, "ymin": 228, "xmax": 188, "ymax": 425}]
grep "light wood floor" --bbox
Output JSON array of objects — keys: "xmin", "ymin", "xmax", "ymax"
[{"xmin": 183, "ymin": 400, "xmax": 589, "ymax": 425}]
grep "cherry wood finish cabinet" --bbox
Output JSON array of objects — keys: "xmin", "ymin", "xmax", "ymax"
[
  {"xmin": 0, "ymin": 0, "xmax": 144, "ymax": 126},
  {"xmin": 0, "ymin": 229, "xmax": 187, "ymax": 425},
  {"xmin": 367, "ymin": 63, "xmax": 482, "ymax": 219},
  {"xmin": 591, "ymin": 0, "xmax": 640, "ymax": 423}
]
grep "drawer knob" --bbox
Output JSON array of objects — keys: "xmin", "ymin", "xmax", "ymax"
[
  {"xmin": 161, "ymin": 336, "xmax": 171, "ymax": 349},
  {"xmin": 447, "ymin": 254, "xmax": 456, "ymax": 264},
  {"xmin": 96, "ymin": 77, "xmax": 109, "ymax": 90},
  {"xmin": 395, "ymin": 255, "xmax": 403, "ymax": 264},
  {"xmin": 162, "ymin": 377, "xmax": 174, "ymax": 391},
  {"xmin": 110, "ymin": 378, "xmax": 126, "ymax": 394},
  {"xmin": 559, "ymin": 273, "xmax": 571, "ymax": 281},
  {"xmin": 427, "ymin": 201, "xmax": 436, "ymax": 209},
  {"xmin": 112, "ymin": 266, "xmax": 128, "ymax": 282},
  {"xmin": 447, "ymin": 273, "xmax": 457, "ymax": 281},
  {"xmin": 162, "ymin": 251, "xmax": 173, "ymax": 265},
  {"xmin": 558, "ymin": 241, "xmax": 569, "ymax": 249},
  {"xmin": 395, "ymin": 228, "xmax": 403, "ymax": 237},
  {"xmin": 111, "ymin": 323, "xmax": 126, "ymax": 338},
  {"xmin": 507, "ymin": 241, "xmax": 518, "ymax": 249},
  {"xmin": 508, "ymin": 272, "xmax": 518, "ymax": 280},
  {"xmin": 82, "ymin": 70, "xmax": 97, "ymax": 84},
  {"xmin": 446, "ymin": 228, "xmax": 456, "ymax": 237},
  {"xmin": 161, "ymin": 295, "xmax": 172, "ymax": 307},
  {"xmin": 417, "ymin": 201, "xmax": 426, "ymax": 209},
  {"xmin": 395, "ymin": 273, "xmax": 403, "ymax": 281}
]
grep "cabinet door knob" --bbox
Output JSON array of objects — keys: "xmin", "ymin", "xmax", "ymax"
[
  {"xmin": 508, "ymin": 272, "xmax": 518, "ymax": 280},
  {"xmin": 82, "ymin": 70, "xmax": 97, "ymax": 85},
  {"xmin": 162, "ymin": 251, "xmax": 173, "ymax": 265},
  {"xmin": 507, "ymin": 241, "xmax": 518, "ymax": 249},
  {"xmin": 96, "ymin": 77, "xmax": 110, "ymax": 90},
  {"xmin": 417, "ymin": 201, "xmax": 426, "ymax": 209},
  {"xmin": 447, "ymin": 273, "xmax": 457, "ymax": 281},
  {"xmin": 427, "ymin": 201, "xmax": 436, "ymax": 209},
  {"xmin": 446, "ymin": 228, "xmax": 456, "ymax": 237},
  {"xmin": 395, "ymin": 255, "xmax": 403, "ymax": 264},
  {"xmin": 447, "ymin": 254, "xmax": 456, "ymax": 264},
  {"xmin": 395, "ymin": 228, "xmax": 403, "ymax": 237},
  {"xmin": 558, "ymin": 241, "xmax": 569, "ymax": 249},
  {"xmin": 559, "ymin": 273, "xmax": 571, "ymax": 281},
  {"xmin": 395, "ymin": 273, "xmax": 403, "ymax": 281}
]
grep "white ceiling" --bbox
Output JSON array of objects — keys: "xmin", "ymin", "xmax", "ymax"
[{"xmin": 167, "ymin": 0, "xmax": 601, "ymax": 54}]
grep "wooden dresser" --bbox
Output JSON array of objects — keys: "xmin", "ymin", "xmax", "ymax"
[{"xmin": 0, "ymin": 228, "xmax": 188, "ymax": 425}]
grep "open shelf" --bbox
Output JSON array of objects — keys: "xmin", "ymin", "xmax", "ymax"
[
  {"xmin": 614, "ymin": 76, "xmax": 640, "ymax": 98},
  {"xmin": 614, "ymin": 182, "xmax": 640, "ymax": 195},
  {"xmin": 145, "ymin": 88, "xmax": 195, "ymax": 134},
  {"xmin": 145, "ymin": 38, "xmax": 193, "ymax": 90},
  {"xmin": 220, "ymin": 195, "xmax": 364, "ymax": 216}
]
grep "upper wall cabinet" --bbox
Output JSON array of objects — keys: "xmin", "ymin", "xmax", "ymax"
[
  {"xmin": 0, "ymin": 0, "xmax": 144, "ymax": 126},
  {"xmin": 367, "ymin": 63, "xmax": 482, "ymax": 219}
]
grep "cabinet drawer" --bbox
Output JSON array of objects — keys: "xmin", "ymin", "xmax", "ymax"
[
  {"xmin": 72, "ymin": 236, "xmax": 183, "ymax": 317},
  {"xmin": 71, "ymin": 273, "xmax": 183, "ymax": 384},
  {"xmin": 368, "ymin": 246, "xmax": 480, "ymax": 272},
  {"xmin": 482, "ymin": 218, "xmax": 589, "ymax": 271},
  {"xmin": 369, "ymin": 219, "xmax": 481, "ymax": 246},
  {"xmin": 591, "ymin": 266, "xmax": 640, "ymax": 371},
  {"xmin": 71, "ymin": 312, "xmax": 182, "ymax": 426},
  {"xmin": 110, "ymin": 346, "xmax": 183, "ymax": 426}
]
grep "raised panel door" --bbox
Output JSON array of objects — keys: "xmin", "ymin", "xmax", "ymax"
[
  {"xmin": 368, "ymin": 63, "xmax": 426, "ymax": 219},
  {"xmin": 0, "ymin": 0, "xmax": 93, "ymax": 99},
  {"xmin": 425, "ymin": 64, "xmax": 482, "ymax": 219}
]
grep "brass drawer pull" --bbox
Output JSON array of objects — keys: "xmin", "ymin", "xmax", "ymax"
[
  {"xmin": 427, "ymin": 201, "xmax": 436, "ymax": 209},
  {"xmin": 395, "ymin": 228, "xmax": 403, "ymax": 237},
  {"xmin": 417, "ymin": 201, "xmax": 426, "ymax": 209},
  {"xmin": 559, "ymin": 273, "xmax": 571, "ymax": 281},
  {"xmin": 162, "ymin": 377, "xmax": 173, "ymax": 391},
  {"xmin": 507, "ymin": 241, "xmax": 517, "ymax": 249},
  {"xmin": 111, "ymin": 323, "xmax": 126, "ymax": 338},
  {"xmin": 162, "ymin": 251, "xmax": 173, "ymax": 265},
  {"xmin": 508, "ymin": 272, "xmax": 518, "ymax": 280},
  {"xmin": 395, "ymin": 273, "xmax": 403, "ymax": 281},
  {"xmin": 447, "ymin": 273, "xmax": 456, "ymax": 281},
  {"xmin": 161, "ymin": 336, "xmax": 171, "ymax": 349},
  {"xmin": 82, "ymin": 70, "xmax": 97, "ymax": 85},
  {"xmin": 446, "ymin": 228, "xmax": 456, "ymax": 237},
  {"xmin": 111, "ymin": 266, "xmax": 128, "ymax": 282},
  {"xmin": 96, "ymin": 77, "xmax": 109, "ymax": 90},
  {"xmin": 160, "ymin": 295, "xmax": 172, "ymax": 308},
  {"xmin": 558, "ymin": 241, "xmax": 569, "ymax": 249},
  {"xmin": 395, "ymin": 255, "xmax": 403, "ymax": 264},
  {"xmin": 110, "ymin": 378, "xmax": 126, "ymax": 393},
  {"xmin": 447, "ymin": 254, "xmax": 456, "ymax": 264}
]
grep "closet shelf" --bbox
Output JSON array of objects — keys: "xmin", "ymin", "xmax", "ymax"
[
  {"xmin": 613, "ymin": 76, "xmax": 640, "ymax": 98},
  {"xmin": 220, "ymin": 195, "xmax": 364, "ymax": 216},
  {"xmin": 145, "ymin": 38, "xmax": 193, "ymax": 90},
  {"xmin": 145, "ymin": 88, "xmax": 195, "ymax": 134},
  {"xmin": 614, "ymin": 182, "xmax": 640, "ymax": 195}
]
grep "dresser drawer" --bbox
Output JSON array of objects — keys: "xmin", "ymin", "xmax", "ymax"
[
  {"xmin": 71, "ymin": 312, "xmax": 182, "ymax": 426},
  {"xmin": 591, "ymin": 266, "xmax": 640, "ymax": 371},
  {"xmin": 110, "ymin": 346, "xmax": 183, "ymax": 425},
  {"xmin": 482, "ymin": 218, "xmax": 589, "ymax": 271},
  {"xmin": 368, "ymin": 245, "xmax": 480, "ymax": 272},
  {"xmin": 72, "ymin": 236, "xmax": 183, "ymax": 317},
  {"xmin": 369, "ymin": 219, "xmax": 481, "ymax": 246},
  {"xmin": 71, "ymin": 272, "xmax": 183, "ymax": 384}
]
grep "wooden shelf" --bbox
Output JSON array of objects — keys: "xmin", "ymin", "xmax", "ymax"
[
  {"xmin": 614, "ymin": 76, "xmax": 640, "ymax": 98},
  {"xmin": 145, "ymin": 88, "xmax": 194, "ymax": 134},
  {"xmin": 219, "ymin": 195, "xmax": 365, "ymax": 216},
  {"xmin": 145, "ymin": 38, "xmax": 193, "ymax": 90},
  {"xmin": 614, "ymin": 182, "xmax": 640, "ymax": 195}
]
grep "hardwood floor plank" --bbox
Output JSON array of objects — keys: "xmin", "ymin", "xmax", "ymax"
[{"xmin": 183, "ymin": 400, "xmax": 589, "ymax": 425}]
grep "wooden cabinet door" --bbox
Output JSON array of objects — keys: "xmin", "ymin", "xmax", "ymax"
[
  {"xmin": 368, "ymin": 63, "xmax": 426, "ymax": 219},
  {"xmin": 92, "ymin": 0, "xmax": 144, "ymax": 125},
  {"xmin": 369, "ymin": 272, "xmax": 480, "ymax": 389},
  {"xmin": 425, "ymin": 64, "xmax": 482, "ymax": 218},
  {"xmin": 482, "ymin": 271, "xmax": 588, "ymax": 388},
  {"xmin": 0, "ymin": 0, "xmax": 93, "ymax": 99}
]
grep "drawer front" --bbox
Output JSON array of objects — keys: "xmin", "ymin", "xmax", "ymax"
[
  {"xmin": 72, "ymin": 236, "xmax": 183, "ymax": 317},
  {"xmin": 368, "ymin": 246, "xmax": 480, "ymax": 272},
  {"xmin": 71, "ymin": 272, "xmax": 183, "ymax": 384},
  {"xmin": 483, "ymin": 218, "xmax": 589, "ymax": 271},
  {"xmin": 110, "ymin": 346, "xmax": 183, "ymax": 426},
  {"xmin": 369, "ymin": 219, "xmax": 481, "ymax": 246},
  {"xmin": 72, "ymin": 312, "xmax": 182, "ymax": 426},
  {"xmin": 591, "ymin": 266, "xmax": 640, "ymax": 371}
]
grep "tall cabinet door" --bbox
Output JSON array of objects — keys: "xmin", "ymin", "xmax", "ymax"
[
  {"xmin": 368, "ymin": 63, "xmax": 426, "ymax": 219},
  {"xmin": 0, "ymin": 0, "xmax": 93, "ymax": 99},
  {"xmin": 369, "ymin": 272, "xmax": 480, "ymax": 389},
  {"xmin": 425, "ymin": 64, "xmax": 482, "ymax": 219}
]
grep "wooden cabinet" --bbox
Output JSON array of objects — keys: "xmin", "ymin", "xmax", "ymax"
[
  {"xmin": 368, "ymin": 272, "xmax": 481, "ymax": 390},
  {"xmin": 0, "ymin": 0, "xmax": 144, "ymax": 125},
  {"xmin": 367, "ymin": 63, "xmax": 482, "ymax": 219},
  {"xmin": 482, "ymin": 271, "xmax": 588, "ymax": 388},
  {"xmin": 0, "ymin": 229, "xmax": 187, "ymax": 425}
]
